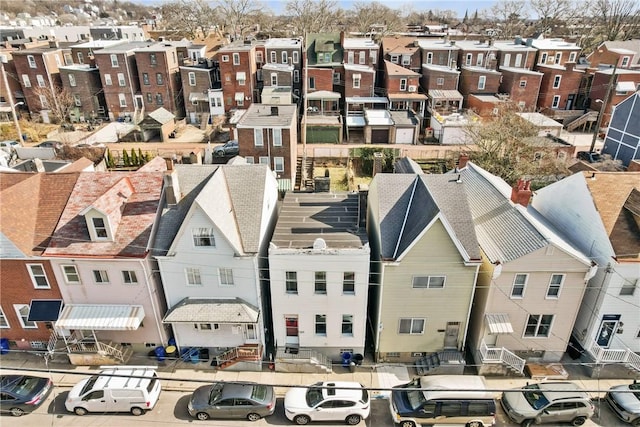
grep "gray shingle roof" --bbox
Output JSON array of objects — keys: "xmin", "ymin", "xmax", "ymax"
[{"xmin": 163, "ymin": 297, "xmax": 259, "ymax": 323}]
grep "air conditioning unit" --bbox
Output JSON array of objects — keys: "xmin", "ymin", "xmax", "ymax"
[{"xmin": 408, "ymin": 85, "xmax": 417, "ymax": 92}]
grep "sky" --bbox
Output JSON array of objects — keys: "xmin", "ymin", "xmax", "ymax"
[{"xmin": 136, "ymin": 0, "xmax": 499, "ymax": 19}]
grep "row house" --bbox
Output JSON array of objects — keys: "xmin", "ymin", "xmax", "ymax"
[
  {"xmin": 587, "ymin": 39, "xmax": 640, "ymax": 70},
  {"xmin": 0, "ymin": 50, "xmax": 26, "ymax": 120},
  {"xmin": 12, "ymin": 42, "xmax": 67, "ymax": 122},
  {"xmin": 384, "ymin": 60, "xmax": 426, "ymax": 127},
  {"xmin": 179, "ymin": 59, "xmax": 218, "ymax": 125},
  {"xmin": 367, "ymin": 173, "xmax": 481, "ymax": 364},
  {"xmin": 454, "ymin": 39, "xmax": 499, "ymax": 71},
  {"xmin": 235, "ymin": 104, "xmax": 298, "ymax": 187},
  {"xmin": 459, "ymin": 66, "xmax": 501, "ymax": 108},
  {"xmin": 260, "ymin": 63, "xmax": 294, "ymax": 104},
  {"xmin": 533, "ymin": 171, "xmax": 640, "ymax": 378},
  {"xmin": 93, "ymin": 41, "xmax": 148, "ymax": 121},
  {"xmin": 589, "ymin": 68, "xmax": 640, "ymax": 128},
  {"xmin": 536, "ymin": 62, "xmax": 583, "ymax": 112},
  {"xmin": 343, "ymin": 37, "xmax": 379, "ymax": 96},
  {"xmin": 59, "ymin": 64, "xmax": 108, "ymax": 121},
  {"xmin": 528, "ymin": 37, "xmax": 581, "ymax": 68},
  {"xmin": 269, "ymin": 191, "xmax": 370, "ymax": 367},
  {"xmin": 305, "ymin": 32, "xmax": 344, "ymax": 95},
  {"xmin": 494, "ymin": 39, "xmax": 537, "ymax": 70},
  {"xmin": 498, "ymin": 67, "xmax": 543, "ymax": 111},
  {"xmin": 218, "ymin": 40, "xmax": 258, "ymax": 111},
  {"xmin": 263, "ymin": 38, "xmax": 303, "ymax": 96},
  {"xmin": 381, "ymin": 36, "xmax": 421, "ymax": 74},
  {"xmin": 134, "ymin": 43, "xmax": 185, "ymax": 118},
  {"xmin": 70, "ymin": 39, "xmax": 124, "ymax": 67},
  {"xmin": 0, "ymin": 173, "xmax": 79, "ymax": 352},
  {"xmin": 41, "ymin": 158, "xmax": 171, "ymax": 364},
  {"xmin": 155, "ymin": 163, "xmax": 278, "ymax": 369}
]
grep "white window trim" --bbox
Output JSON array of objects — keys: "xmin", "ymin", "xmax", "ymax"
[
  {"xmin": 219, "ymin": 268, "xmax": 234, "ymax": 286},
  {"xmin": 436, "ymin": 77, "xmax": 444, "ymax": 86},
  {"xmin": 281, "ymin": 51, "xmax": 288, "ymax": 64},
  {"xmin": 552, "ymin": 95, "xmax": 561, "ymax": 108},
  {"xmin": 36, "ymin": 75, "xmax": 45, "ymax": 87},
  {"xmin": 478, "ymin": 75, "xmax": 486, "ymax": 90},
  {"xmin": 22, "ymin": 74, "xmax": 31, "ymax": 87},
  {"xmin": 0, "ymin": 306, "xmax": 9, "ymax": 328},
  {"xmin": 122, "ymin": 270, "xmax": 139, "ymax": 285},
  {"xmin": 259, "ymin": 156, "xmax": 269, "ymax": 165},
  {"xmin": 272, "ymin": 128, "xmax": 282, "ymax": 146},
  {"xmin": 192, "ymin": 228, "xmax": 216, "ymax": 247},
  {"xmin": 285, "ymin": 271, "xmax": 298, "ymax": 294},
  {"xmin": 466, "ymin": 53, "xmax": 472, "ymax": 65},
  {"xmin": 93, "ymin": 269, "xmax": 110, "ymax": 284},
  {"xmin": 523, "ymin": 314, "xmax": 554, "ymax": 338},
  {"xmin": 273, "ymin": 156, "xmax": 284, "ymax": 172},
  {"xmin": 254, "ymin": 128, "xmax": 264, "ymax": 146},
  {"xmin": 14, "ymin": 304, "xmax": 37, "ymax": 329},
  {"xmin": 27, "ymin": 54, "xmax": 36, "ymax": 68},
  {"xmin": 62, "ymin": 265, "xmax": 81, "ymax": 285},
  {"xmin": 342, "ymin": 314, "xmax": 354, "ymax": 336},
  {"xmin": 520, "ymin": 80, "xmax": 527, "ymax": 88},
  {"xmin": 398, "ymin": 318, "xmax": 425, "ymax": 334},
  {"xmin": 185, "ymin": 267, "xmax": 203, "ymax": 286},
  {"xmin": 221, "ymin": 55, "xmax": 229, "ymax": 62},
  {"xmin": 412, "ymin": 275, "xmax": 446, "ymax": 289},
  {"xmin": 292, "ymin": 51, "xmax": 299, "ymax": 64},
  {"xmin": 400, "ymin": 78, "xmax": 407, "ymax": 91},
  {"xmin": 110, "ymin": 54, "xmax": 119, "ymax": 67},
  {"xmin": 27, "ymin": 264, "xmax": 50, "ymax": 289},
  {"xmin": 553, "ymin": 75, "xmax": 561, "ymax": 89},
  {"xmin": 104, "ymin": 74, "xmax": 112, "ymax": 86},
  {"xmin": 546, "ymin": 274, "xmax": 564, "ymax": 299},
  {"xmin": 511, "ymin": 273, "xmax": 528, "ymax": 298},
  {"xmin": 119, "ymin": 93, "xmax": 127, "ymax": 107},
  {"xmin": 188, "ymin": 72, "xmax": 196, "ymax": 86}
]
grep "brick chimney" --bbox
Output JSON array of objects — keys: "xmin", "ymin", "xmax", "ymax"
[
  {"xmin": 457, "ymin": 152, "xmax": 469, "ymax": 169},
  {"xmin": 510, "ymin": 179, "xmax": 532, "ymax": 207},
  {"xmin": 565, "ymin": 62, "xmax": 576, "ymax": 72}
]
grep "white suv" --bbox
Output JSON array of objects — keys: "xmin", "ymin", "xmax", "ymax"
[{"xmin": 284, "ymin": 381, "xmax": 370, "ymax": 425}]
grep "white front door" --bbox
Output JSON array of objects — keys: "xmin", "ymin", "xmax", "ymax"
[
  {"xmin": 285, "ymin": 316, "xmax": 299, "ymax": 345},
  {"xmin": 444, "ymin": 322, "xmax": 460, "ymax": 349}
]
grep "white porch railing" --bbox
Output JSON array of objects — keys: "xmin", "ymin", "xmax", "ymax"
[
  {"xmin": 480, "ymin": 340, "xmax": 526, "ymax": 374},
  {"xmin": 588, "ymin": 340, "xmax": 640, "ymax": 373},
  {"xmin": 275, "ymin": 348, "xmax": 333, "ymax": 373}
]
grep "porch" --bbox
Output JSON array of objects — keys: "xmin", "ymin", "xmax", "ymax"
[
  {"xmin": 274, "ymin": 347, "xmax": 333, "ymax": 374},
  {"xmin": 478, "ymin": 339, "xmax": 526, "ymax": 376},
  {"xmin": 586, "ymin": 338, "xmax": 640, "ymax": 377}
]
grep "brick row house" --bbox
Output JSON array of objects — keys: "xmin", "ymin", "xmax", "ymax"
[{"xmin": 59, "ymin": 64, "xmax": 107, "ymax": 122}]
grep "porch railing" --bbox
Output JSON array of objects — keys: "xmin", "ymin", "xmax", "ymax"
[
  {"xmin": 66, "ymin": 340, "xmax": 124, "ymax": 363},
  {"xmin": 588, "ymin": 340, "xmax": 640, "ymax": 373},
  {"xmin": 480, "ymin": 340, "xmax": 526, "ymax": 374},
  {"xmin": 275, "ymin": 348, "xmax": 332, "ymax": 372},
  {"xmin": 216, "ymin": 345, "xmax": 262, "ymax": 366}
]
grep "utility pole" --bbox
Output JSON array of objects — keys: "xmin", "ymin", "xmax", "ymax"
[
  {"xmin": 589, "ymin": 61, "xmax": 617, "ymax": 153},
  {"xmin": 1, "ymin": 61, "xmax": 24, "ymax": 145}
]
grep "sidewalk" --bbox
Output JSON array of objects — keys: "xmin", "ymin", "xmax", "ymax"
[{"xmin": 0, "ymin": 351, "xmax": 634, "ymax": 398}]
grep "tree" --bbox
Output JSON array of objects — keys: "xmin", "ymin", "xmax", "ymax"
[
  {"xmin": 348, "ymin": 1, "xmax": 404, "ymax": 35},
  {"xmin": 33, "ymin": 85, "xmax": 75, "ymax": 125},
  {"xmin": 463, "ymin": 103, "xmax": 569, "ymax": 185},
  {"xmin": 487, "ymin": 0, "xmax": 530, "ymax": 38},
  {"xmin": 530, "ymin": 0, "xmax": 576, "ymax": 34},
  {"xmin": 285, "ymin": 0, "xmax": 342, "ymax": 34},
  {"xmin": 215, "ymin": 0, "xmax": 264, "ymax": 40},
  {"xmin": 160, "ymin": 0, "xmax": 218, "ymax": 39},
  {"xmin": 587, "ymin": 0, "xmax": 640, "ymax": 42}
]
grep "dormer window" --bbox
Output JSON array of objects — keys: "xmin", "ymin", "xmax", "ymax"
[{"xmin": 92, "ymin": 217, "xmax": 108, "ymax": 238}]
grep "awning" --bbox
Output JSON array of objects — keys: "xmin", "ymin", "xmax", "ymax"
[
  {"xmin": 236, "ymin": 71, "xmax": 246, "ymax": 81},
  {"xmin": 277, "ymin": 178, "xmax": 292, "ymax": 191},
  {"xmin": 55, "ymin": 304, "xmax": 145, "ymax": 331},
  {"xmin": 616, "ymin": 81, "xmax": 636, "ymax": 92},
  {"xmin": 189, "ymin": 92, "xmax": 208, "ymax": 102},
  {"xmin": 163, "ymin": 298, "xmax": 259, "ymax": 324},
  {"xmin": 235, "ymin": 92, "xmax": 244, "ymax": 101},
  {"xmin": 28, "ymin": 300, "xmax": 63, "ymax": 322},
  {"xmin": 485, "ymin": 314, "xmax": 514, "ymax": 334}
]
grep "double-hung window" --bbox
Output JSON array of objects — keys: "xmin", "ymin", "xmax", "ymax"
[
  {"xmin": 150, "ymin": 53, "xmax": 157, "ymax": 65},
  {"xmin": 233, "ymin": 53, "xmax": 240, "ymax": 65},
  {"xmin": 254, "ymin": 128, "xmax": 264, "ymax": 146},
  {"xmin": 619, "ymin": 278, "xmax": 637, "ymax": 296},
  {"xmin": 478, "ymin": 75, "xmax": 486, "ymax": 90},
  {"xmin": 553, "ymin": 75, "xmax": 561, "ymax": 89},
  {"xmin": 62, "ymin": 265, "xmax": 80, "ymax": 284},
  {"xmin": 27, "ymin": 55, "xmax": 36, "ymax": 68},
  {"xmin": 343, "ymin": 272, "xmax": 355, "ymax": 294},
  {"xmin": 285, "ymin": 271, "xmax": 298, "ymax": 294},
  {"xmin": 399, "ymin": 318, "xmax": 425, "ymax": 334},
  {"xmin": 546, "ymin": 274, "xmax": 564, "ymax": 298},
  {"xmin": 92, "ymin": 217, "xmax": 108, "ymax": 238},
  {"xmin": 272, "ymin": 128, "xmax": 282, "ymax": 146},
  {"xmin": 273, "ymin": 157, "xmax": 284, "ymax": 172},
  {"xmin": 118, "ymin": 93, "xmax": 127, "ymax": 107},
  {"xmin": 93, "ymin": 270, "xmax": 109, "ymax": 284},
  {"xmin": 524, "ymin": 314, "xmax": 553, "ymax": 337},
  {"xmin": 400, "ymin": 78, "xmax": 407, "ymax": 91},
  {"xmin": 14, "ymin": 304, "xmax": 36, "ymax": 329},
  {"xmin": 156, "ymin": 73, "xmax": 163, "ymax": 85},
  {"xmin": 142, "ymin": 73, "xmax": 150, "ymax": 85},
  {"xmin": 68, "ymin": 74, "xmax": 76, "ymax": 87},
  {"xmin": 110, "ymin": 54, "xmax": 119, "ymax": 67},
  {"xmin": 36, "ymin": 75, "xmax": 45, "ymax": 87},
  {"xmin": 186, "ymin": 267, "xmax": 202, "ymax": 286},
  {"xmin": 219, "ymin": 268, "xmax": 234, "ymax": 286},
  {"xmin": 188, "ymin": 72, "xmax": 196, "ymax": 86},
  {"xmin": 22, "ymin": 74, "xmax": 31, "ymax": 87},
  {"xmin": 122, "ymin": 270, "xmax": 138, "ymax": 285},
  {"xmin": 27, "ymin": 264, "xmax": 50, "ymax": 289},
  {"xmin": 117, "ymin": 73, "xmax": 126, "ymax": 86},
  {"xmin": 192, "ymin": 228, "xmax": 215, "ymax": 247},
  {"xmin": 104, "ymin": 74, "xmax": 112, "ymax": 86},
  {"xmin": 511, "ymin": 274, "xmax": 527, "ymax": 298},
  {"xmin": 315, "ymin": 271, "xmax": 327, "ymax": 294},
  {"xmin": 315, "ymin": 314, "xmax": 326, "ymax": 335},
  {"xmin": 0, "ymin": 307, "xmax": 8, "ymax": 328},
  {"xmin": 342, "ymin": 315, "xmax": 354, "ymax": 335}
]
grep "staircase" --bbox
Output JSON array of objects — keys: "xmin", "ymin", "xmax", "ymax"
[
  {"xmin": 216, "ymin": 344, "xmax": 262, "ymax": 370},
  {"xmin": 200, "ymin": 113, "xmax": 210, "ymax": 130},
  {"xmin": 565, "ymin": 110, "xmax": 598, "ymax": 131},
  {"xmin": 133, "ymin": 107, "xmax": 145, "ymax": 124},
  {"xmin": 414, "ymin": 350, "xmax": 466, "ymax": 375},
  {"xmin": 275, "ymin": 347, "xmax": 333, "ymax": 373},
  {"xmin": 295, "ymin": 156, "xmax": 314, "ymax": 191}
]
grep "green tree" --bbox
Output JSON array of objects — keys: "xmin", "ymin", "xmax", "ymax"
[
  {"xmin": 138, "ymin": 148, "xmax": 145, "ymax": 165},
  {"xmin": 130, "ymin": 148, "xmax": 138, "ymax": 166},
  {"xmin": 107, "ymin": 149, "xmax": 115, "ymax": 168},
  {"xmin": 123, "ymin": 149, "xmax": 130, "ymax": 167}
]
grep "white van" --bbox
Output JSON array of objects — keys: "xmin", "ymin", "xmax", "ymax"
[
  {"xmin": 65, "ymin": 366, "xmax": 161, "ymax": 416},
  {"xmin": 390, "ymin": 375, "xmax": 496, "ymax": 427}
]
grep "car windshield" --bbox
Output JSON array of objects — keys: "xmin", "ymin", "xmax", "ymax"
[
  {"xmin": 6, "ymin": 377, "xmax": 40, "ymax": 397},
  {"xmin": 80, "ymin": 376, "xmax": 98, "ymax": 396},
  {"xmin": 522, "ymin": 384, "xmax": 550, "ymax": 410},
  {"xmin": 209, "ymin": 384, "xmax": 224, "ymax": 404},
  {"xmin": 306, "ymin": 383, "xmax": 324, "ymax": 407},
  {"xmin": 251, "ymin": 385, "xmax": 267, "ymax": 401},
  {"xmin": 405, "ymin": 379, "xmax": 426, "ymax": 410},
  {"xmin": 629, "ymin": 383, "xmax": 640, "ymax": 400}
]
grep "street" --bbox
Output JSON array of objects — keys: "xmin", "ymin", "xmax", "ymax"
[{"xmin": 4, "ymin": 388, "xmax": 630, "ymax": 427}]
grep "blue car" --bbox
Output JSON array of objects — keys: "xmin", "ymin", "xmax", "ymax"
[{"xmin": 0, "ymin": 375, "xmax": 53, "ymax": 416}]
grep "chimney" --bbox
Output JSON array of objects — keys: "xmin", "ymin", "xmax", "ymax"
[
  {"xmin": 163, "ymin": 169, "xmax": 181, "ymax": 206},
  {"xmin": 450, "ymin": 40, "xmax": 456, "ymax": 46},
  {"xmin": 451, "ymin": 59, "xmax": 457, "ymax": 69},
  {"xmin": 565, "ymin": 61, "xmax": 575, "ymax": 72},
  {"xmin": 48, "ymin": 40, "xmax": 59, "ymax": 48},
  {"xmin": 457, "ymin": 152, "xmax": 469, "ymax": 169},
  {"xmin": 526, "ymin": 38, "xmax": 533, "ymax": 47},
  {"xmin": 357, "ymin": 183, "xmax": 369, "ymax": 228},
  {"xmin": 270, "ymin": 106, "xmax": 278, "ymax": 116},
  {"xmin": 373, "ymin": 152, "xmax": 384, "ymax": 176},
  {"xmin": 510, "ymin": 179, "xmax": 532, "ymax": 207},
  {"xmin": 515, "ymin": 36, "xmax": 522, "ymax": 45},
  {"xmin": 413, "ymin": 40, "xmax": 419, "ymax": 47}
]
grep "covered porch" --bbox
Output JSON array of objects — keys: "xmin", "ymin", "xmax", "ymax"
[
  {"xmin": 476, "ymin": 314, "xmax": 526, "ymax": 376},
  {"xmin": 427, "ymin": 89, "xmax": 464, "ymax": 116}
]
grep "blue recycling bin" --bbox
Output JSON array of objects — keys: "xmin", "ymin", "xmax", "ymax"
[
  {"xmin": 154, "ymin": 346, "xmax": 166, "ymax": 361},
  {"xmin": 189, "ymin": 348, "xmax": 200, "ymax": 364},
  {"xmin": 0, "ymin": 338, "xmax": 9, "ymax": 355},
  {"xmin": 341, "ymin": 352, "xmax": 352, "ymax": 367}
]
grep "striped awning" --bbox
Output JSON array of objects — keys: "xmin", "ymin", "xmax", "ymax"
[
  {"xmin": 485, "ymin": 313, "xmax": 514, "ymax": 334},
  {"xmin": 55, "ymin": 304, "xmax": 145, "ymax": 331}
]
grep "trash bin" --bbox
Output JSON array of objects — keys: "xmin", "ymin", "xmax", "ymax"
[
  {"xmin": 341, "ymin": 352, "xmax": 352, "ymax": 367},
  {"xmin": 353, "ymin": 353, "xmax": 364, "ymax": 366},
  {"xmin": 189, "ymin": 348, "xmax": 200, "ymax": 364},
  {"xmin": 0, "ymin": 338, "xmax": 9, "ymax": 355},
  {"xmin": 349, "ymin": 361, "xmax": 356, "ymax": 373},
  {"xmin": 154, "ymin": 346, "xmax": 166, "ymax": 362},
  {"xmin": 168, "ymin": 337, "xmax": 176, "ymax": 347},
  {"xmin": 165, "ymin": 345, "xmax": 177, "ymax": 359}
]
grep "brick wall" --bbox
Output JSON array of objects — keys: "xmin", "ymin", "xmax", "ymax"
[
  {"xmin": 94, "ymin": 51, "xmax": 139, "ymax": 119},
  {"xmin": 459, "ymin": 68, "xmax": 501, "ymax": 102},
  {"xmin": 60, "ymin": 68, "xmax": 105, "ymax": 119},
  {"xmin": 307, "ymin": 68, "xmax": 334, "ymax": 92},
  {"xmin": 536, "ymin": 66, "xmax": 582, "ymax": 111},
  {"xmin": 421, "ymin": 69, "xmax": 459, "ymax": 91},
  {"xmin": 13, "ymin": 50, "xmax": 63, "ymax": 114},
  {"xmin": 499, "ymin": 70, "xmax": 542, "ymax": 110},
  {"xmin": 135, "ymin": 49, "xmax": 184, "ymax": 117},
  {"xmin": 218, "ymin": 48, "xmax": 256, "ymax": 111},
  {"xmin": 344, "ymin": 68, "xmax": 374, "ymax": 97},
  {"xmin": 180, "ymin": 67, "xmax": 214, "ymax": 122},
  {"xmin": 237, "ymin": 124, "xmax": 296, "ymax": 181}
]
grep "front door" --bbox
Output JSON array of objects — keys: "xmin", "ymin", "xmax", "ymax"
[
  {"xmin": 597, "ymin": 315, "xmax": 620, "ymax": 348},
  {"xmin": 444, "ymin": 322, "xmax": 460, "ymax": 349},
  {"xmin": 285, "ymin": 316, "xmax": 298, "ymax": 345},
  {"xmin": 245, "ymin": 324, "xmax": 257, "ymax": 341},
  {"xmin": 135, "ymin": 95, "xmax": 143, "ymax": 109}
]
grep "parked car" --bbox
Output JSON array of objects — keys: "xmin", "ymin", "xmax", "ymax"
[
  {"xmin": 0, "ymin": 375, "xmax": 53, "ymax": 417},
  {"xmin": 0, "ymin": 140, "xmax": 20, "ymax": 153},
  {"xmin": 65, "ymin": 366, "xmax": 160, "ymax": 416},
  {"xmin": 213, "ymin": 140, "xmax": 239, "ymax": 157},
  {"xmin": 605, "ymin": 380, "xmax": 640, "ymax": 426},
  {"xmin": 576, "ymin": 151, "xmax": 602, "ymax": 163},
  {"xmin": 501, "ymin": 382, "xmax": 594, "ymax": 427},
  {"xmin": 187, "ymin": 381, "xmax": 275, "ymax": 421},
  {"xmin": 36, "ymin": 140, "xmax": 63, "ymax": 150},
  {"xmin": 284, "ymin": 381, "xmax": 370, "ymax": 425}
]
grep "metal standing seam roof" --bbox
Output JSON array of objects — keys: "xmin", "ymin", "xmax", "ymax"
[
  {"xmin": 163, "ymin": 298, "xmax": 259, "ymax": 323},
  {"xmin": 55, "ymin": 304, "xmax": 145, "ymax": 331}
]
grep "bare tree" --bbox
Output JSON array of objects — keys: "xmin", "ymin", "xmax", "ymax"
[
  {"xmin": 530, "ymin": 0, "xmax": 576, "ymax": 34},
  {"xmin": 33, "ymin": 85, "xmax": 76, "ymax": 125},
  {"xmin": 160, "ymin": 0, "xmax": 218, "ymax": 39},
  {"xmin": 348, "ymin": 1, "xmax": 404, "ymax": 35},
  {"xmin": 588, "ymin": 0, "xmax": 640, "ymax": 41},
  {"xmin": 215, "ymin": 0, "xmax": 264, "ymax": 40},
  {"xmin": 285, "ymin": 0, "xmax": 342, "ymax": 34},
  {"xmin": 486, "ymin": 0, "xmax": 530, "ymax": 38}
]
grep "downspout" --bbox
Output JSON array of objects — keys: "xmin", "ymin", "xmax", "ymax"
[
  {"xmin": 252, "ymin": 255, "xmax": 264, "ymax": 347},
  {"xmin": 375, "ymin": 262, "xmax": 384, "ymax": 360},
  {"xmin": 461, "ymin": 262, "xmax": 481, "ymax": 350},
  {"xmin": 123, "ymin": 52, "xmax": 135, "ymax": 111},
  {"xmin": 43, "ymin": 52, "xmax": 60, "ymax": 113},
  {"xmin": 139, "ymin": 260, "xmax": 165, "ymax": 344}
]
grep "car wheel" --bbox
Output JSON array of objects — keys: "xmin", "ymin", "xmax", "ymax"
[
  {"xmin": 399, "ymin": 421, "xmax": 416, "ymax": 427},
  {"xmin": 521, "ymin": 420, "xmax": 534, "ymax": 427},
  {"xmin": 10, "ymin": 407, "xmax": 25, "ymax": 417},
  {"xmin": 571, "ymin": 417, "xmax": 586, "ymax": 426},
  {"xmin": 345, "ymin": 414, "xmax": 361, "ymax": 425},
  {"xmin": 214, "ymin": 151, "xmax": 224, "ymax": 157},
  {"xmin": 247, "ymin": 412, "xmax": 261, "ymax": 421},
  {"xmin": 631, "ymin": 419, "xmax": 640, "ymax": 427},
  {"xmin": 196, "ymin": 412, "xmax": 210, "ymax": 420},
  {"xmin": 294, "ymin": 414, "xmax": 311, "ymax": 425},
  {"xmin": 467, "ymin": 422, "xmax": 484, "ymax": 427},
  {"xmin": 131, "ymin": 407, "xmax": 144, "ymax": 416},
  {"xmin": 74, "ymin": 407, "xmax": 88, "ymax": 416}
]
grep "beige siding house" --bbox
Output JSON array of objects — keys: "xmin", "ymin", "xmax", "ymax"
[
  {"xmin": 459, "ymin": 162, "xmax": 595, "ymax": 375},
  {"xmin": 367, "ymin": 172, "xmax": 481, "ymax": 364}
]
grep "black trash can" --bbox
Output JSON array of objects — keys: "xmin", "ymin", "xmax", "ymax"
[{"xmin": 353, "ymin": 353, "xmax": 364, "ymax": 366}]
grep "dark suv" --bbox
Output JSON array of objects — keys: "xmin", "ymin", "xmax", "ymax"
[{"xmin": 213, "ymin": 140, "xmax": 239, "ymax": 157}]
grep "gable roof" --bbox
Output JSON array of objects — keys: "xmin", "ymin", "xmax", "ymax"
[
  {"xmin": 384, "ymin": 60, "xmax": 421, "ymax": 77},
  {"xmin": 0, "ymin": 172, "xmax": 79, "ymax": 256},
  {"xmin": 381, "ymin": 36, "xmax": 419, "ymax": 55},
  {"xmin": 370, "ymin": 173, "xmax": 480, "ymax": 262},
  {"xmin": 44, "ymin": 169, "xmax": 165, "ymax": 258}
]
